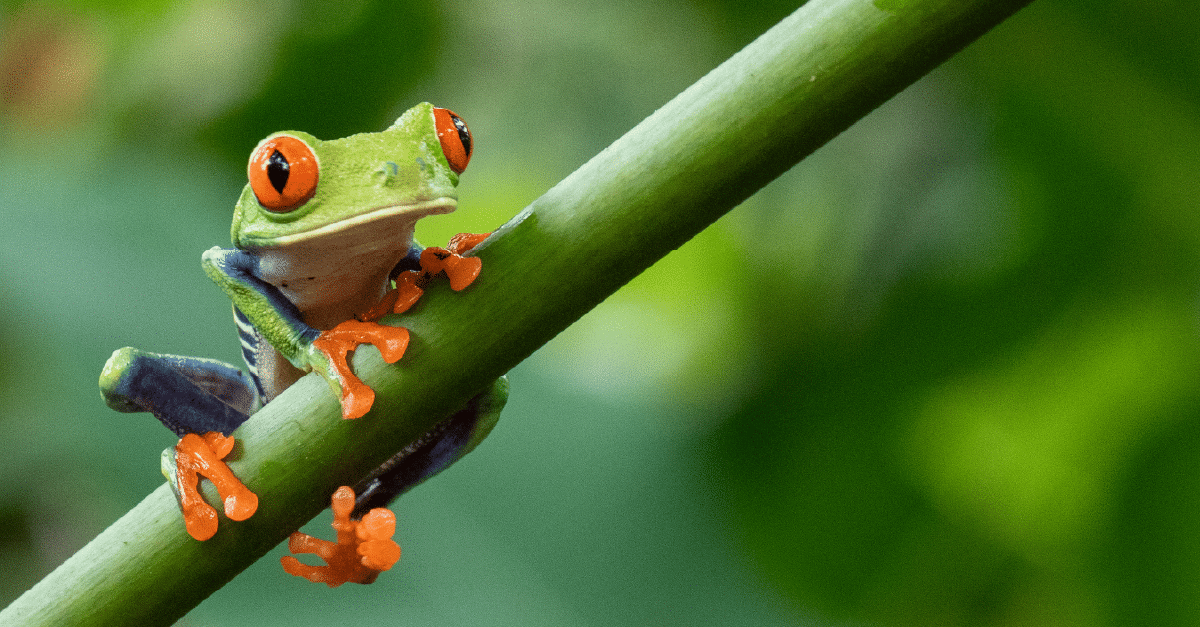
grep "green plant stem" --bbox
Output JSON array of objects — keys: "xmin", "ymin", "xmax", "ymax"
[{"xmin": 1, "ymin": 0, "xmax": 1032, "ymax": 624}]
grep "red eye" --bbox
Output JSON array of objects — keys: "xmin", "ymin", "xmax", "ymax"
[
  {"xmin": 248, "ymin": 135, "xmax": 319, "ymax": 212},
  {"xmin": 433, "ymin": 107, "xmax": 472, "ymax": 174}
]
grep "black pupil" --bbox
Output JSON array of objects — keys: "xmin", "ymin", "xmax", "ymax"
[
  {"xmin": 451, "ymin": 114, "xmax": 471, "ymax": 157},
  {"xmin": 266, "ymin": 150, "xmax": 290, "ymax": 193}
]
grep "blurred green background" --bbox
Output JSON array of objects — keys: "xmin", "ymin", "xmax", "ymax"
[{"xmin": 2, "ymin": 0, "xmax": 1199, "ymax": 625}]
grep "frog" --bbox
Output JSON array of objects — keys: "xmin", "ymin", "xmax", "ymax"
[{"xmin": 98, "ymin": 103, "xmax": 506, "ymax": 580}]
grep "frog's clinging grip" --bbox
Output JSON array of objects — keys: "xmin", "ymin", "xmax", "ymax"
[{"xmin": 99, "ymin": 103, "xmax": 505, "ymax": 572}]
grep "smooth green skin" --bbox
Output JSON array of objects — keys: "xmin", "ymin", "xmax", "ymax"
[
  {"xmin": 230, "ymin": 104, "xmax": 459, "ymax": 251},
  {"xmin": 97, "ymin": 100, "xmax": 502, "ymax": 535},
  {"xmin": 204, "ymin": 102, "xmax": 463, "ymax": 399},
  {"xmin": 193, "ymin": 101, "xmax": 507, "ymax": 503},
  {"xmin": 0, "ymin": 0, "xmax": 1034, "ymax": 624}
]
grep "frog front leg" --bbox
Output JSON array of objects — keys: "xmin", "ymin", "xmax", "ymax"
[
  {"xmin": 370, "ymin": 233, "xmax": 491, "ymax": 319},
  {"xmin": 203, "ymin": 247, "xmax": 409, "ymax": 419},
  {"xmin": 99, "ymin": 348, "xmax": 260, "ymax": 540}
]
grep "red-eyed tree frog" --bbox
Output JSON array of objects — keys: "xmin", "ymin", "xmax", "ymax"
[{"xmin": 98, "ymin": 102, "xmax": 506, "ymax": 583}]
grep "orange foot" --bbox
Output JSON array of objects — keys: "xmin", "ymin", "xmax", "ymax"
[
  {"xmin": 280, "ymin": 486, "xmax": 401, "ymax": 587},
  {"xmin": 313, "ymin": 320, "xmax": 411, "ymax": 420},
  {"xmin": 418, "ymin": 247, "xmax": 481, "ymax": 291},
  {"xmin": 173, "ymin": 432, "xmax": 259, "ymax": 541},
  {"xmin": 356, "ymin": 272, "xmax": 425, "ymax": 320},
  {"xmin": 360, "ymin": 232, "xmax": 492, "ymax": 320},
  {"xmin": 447, "ymin": 231, "xmax": 491, "ymax": 255},
  {"xmin": 437, "ymin": 231, "xmax": 490, "ymax": 289},
  {"xmin": 329, "ymin": 232, "xmax": 490, "ymax": 416}
]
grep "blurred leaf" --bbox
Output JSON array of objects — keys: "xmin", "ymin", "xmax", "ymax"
[
  {"xmin": 712, "ymin": 2, "xmax": 1200, "ymax": 625},
  {"xmin": 194, "ymin": 0, "xmax": 441, "ymax": 162}
]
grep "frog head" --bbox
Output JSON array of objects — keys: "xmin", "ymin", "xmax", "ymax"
[
  {"xmin": 230, "ymin": 102, "xmax": 473, "ymax": 252},
  {"xmin": 228, "ymin": 102, "xmax": 475, "ymax": 325}
]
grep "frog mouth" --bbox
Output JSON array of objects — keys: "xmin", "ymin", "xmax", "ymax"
[{"xmin": 256, "ymin": 197, "xmax": 457, "ymax": 248}]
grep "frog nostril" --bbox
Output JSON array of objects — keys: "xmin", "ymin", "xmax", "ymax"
[{"xmin": 377, "ymin": 161, "xmax": 400, "ymax": 182}]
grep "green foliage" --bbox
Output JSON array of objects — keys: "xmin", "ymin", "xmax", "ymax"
[
  {"xmin": 193, "ymin": 1, "xmax": 442, "ymax": 162},
  {"xmin": 2, "ymin": 0, "xmax": 1200, "ymax": 625}
]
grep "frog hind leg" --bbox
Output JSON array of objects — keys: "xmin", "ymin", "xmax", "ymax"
[
  {"xmin": 100, "ymin": 347, "xmax": 257, "ymax": 436},
  {"xmin": 100, "ymin": 347, "xmax": 260, "ymax": 539},
  {"xmin": 350, "ymin": 376, "xmax": 507, "ymax": 518}
]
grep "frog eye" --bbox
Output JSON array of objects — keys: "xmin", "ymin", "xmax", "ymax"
[
  {"xmin": 433, "ymin": 107, "xmax": 472, "ymax": 174},
  {"xmin": 248, "ymin": 135, "xmax": 319, "ymax": 212}
]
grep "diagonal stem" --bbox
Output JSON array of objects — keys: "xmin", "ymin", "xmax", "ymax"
[{"xmin": 1, "ymin": 0, "xmax": 1033, "ymax": 624}]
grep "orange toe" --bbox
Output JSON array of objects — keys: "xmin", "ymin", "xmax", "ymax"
[
  {"xmin": 443, "ymin": 255, "xmax": 482, "ymax": 291},
  {"xmin": 447, "ymin": 232, "xmax": 491, "ymax": 254}
]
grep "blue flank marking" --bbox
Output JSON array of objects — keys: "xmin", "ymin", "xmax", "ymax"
[{"xmin": 233, "ymin": 306, "xmax": 266, "ymax": 399}]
